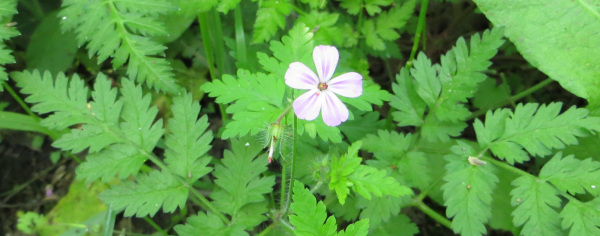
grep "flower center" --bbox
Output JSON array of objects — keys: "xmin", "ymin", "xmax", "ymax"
[{"xmin": 318, "ymin": 82, "xmax": 328, "ymax": 91}]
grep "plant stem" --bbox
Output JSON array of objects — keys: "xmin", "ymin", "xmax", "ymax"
[
  {"xmin": 234, "ymin": 5, "xmax": 248, "ymax": 70},
  {"xmin": 280, "ymin": 157, "xmax": 287, "ymax": 210},
  {"xmin": 3, "ymin": 82, "xmax": 39, "ymax": 121},
  {"xmin": 406, "ymin": 0, "xmax": 429, "ymax": 69},
  {"xmin": 282, "ymin": 116, "xmax": 298, "ymax": 217},
  {"xmin": 209, "ymin": 10, "xmax": 230, "ymax": 75},
  {"xmin": 276, "ymin": 105, "xmax": 293, "ymax": 124},
  {"xmin": 143, "ymin": 217, "xmax": 166, "ymax": 235},
  {"xmin": 468, "ymin": 78, "xmax": 554, "ymax": 120},
  {"xmin": 412, "ymin": 199, "xmax": 452, "ymax": 229}
]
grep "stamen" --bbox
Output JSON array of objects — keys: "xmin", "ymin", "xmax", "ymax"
[{"xmin": 318, "ymin": 82, "xmax": 328, "ymax": 91}]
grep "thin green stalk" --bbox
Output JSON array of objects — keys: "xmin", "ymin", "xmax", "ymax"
[
  {"xmin": 406, "ymin": 0, "xmax": 429, "ymax": 69},
  {"xmin": 143, "ymin": 217, "xmax": 166, "ymax": 235},
  {"xmin": 209, "ymin": 10, "xmax": 229, "ymax": 75},
  {"xmin": 280, "ymin": 158, "xmax": 287, "ymax": 210},
  {"xmin": 198, "ymin": 12, "xmax": 228, "ymax": 122},
  {"xmin": 198, "ymin": 13, "xmax": 217, "ymax": 81},
  {"xmin": 234, "ymin": 5, "xmax": 248, "ymax": 69},
  {"xmin": 3, "ymin": 82, "xmax": 39, "ymax": 121},
  {"xmin": 282, "ymin": 116, "xmax": 298, "ymax": 217},
  {"xmin": 413, "ymin": 200, "xmax": 452, "ymax": 229},
  {"xmin": 468, "ymin": 78, "xmax": 554, "ymax": 120}
]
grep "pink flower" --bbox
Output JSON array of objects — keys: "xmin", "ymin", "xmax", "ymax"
[{"xmin": 285, "ymin": 45, "xmax": 363, "ymax": 126}]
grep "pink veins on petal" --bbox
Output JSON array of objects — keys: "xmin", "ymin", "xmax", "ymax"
[{"xmin": 284, "ymin": 45, "xmax": 363, "ymax": 127}]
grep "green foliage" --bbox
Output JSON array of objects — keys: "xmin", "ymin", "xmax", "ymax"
[
  {"xmin": 540, "ymin": 153, "xmax": 600, "ymax": 196},
  {"xmin": 13, "ymin": 71, "xmax": 167, "ymax": 182},
  {"xmin": 560, "ymin": 198, "xmax": 600, "ymax": 236},
  {"xmin": 472, "ymin": 0, "xmax": 600, "ymax": 114},
  {"xmin": 357, "ymin": 195, "xmax": 409, "ymax": 229},
  {"xmin": 175, "ymin": 212, "xmax": 248, "ymax": 236},
  {"xmin": 60, "ymin": 0, "xmax": 181, "ymax": 93},
  {"xmin": 474, "ymin": 103, "xmax": 600, "ymax": 164},
  {"xmin": 328, "ymin": 141, "xmax": 412, "ymax": 204},
  {"xmin": 510, "ymin": 175, "xmax": 563, "ymax": 236},
  {"xmin": 361, "ymin": 0, "xmax": 416, "ymax": 51},
  {"xmin": 371, "ymin": 214, "xmax": 419, "ymax": 236},
  {"xmin": 0, "ymin": 0, "xmax": 18, "ymax": 90},
  {"xmin": 164, "ymin": 94, "xmax": 213, "ymax": 182},
  {"xmin": 391, "ymin": 28, "xmax": 505, "ymax": 142},
  {"xmin": 290, "ymin": 183, "xmax": 370, "ymax": 236},
  {"xmin": 253, "ymin": 0, "xmax": 292, "ymax": 43},
  {"xmin": 26, "ymin": 13, "xmax": 77, "ymax": 74},
  {"xmin": 442, "ymin": 141, "xmax": 499, "ymax": 236},
  {"xmin": 100, "ymin": 170, "xmax": 188, "ymax": 217},
  {"xmin": 210, "ymin": 138, "xmax": 275, "ymax": 229}
]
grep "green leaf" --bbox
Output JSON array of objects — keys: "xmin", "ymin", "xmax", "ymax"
[
  {"xmin": 202, "ymin": 70, "xmax": 285, "ymax": 138},
  {"xmin": 174, "ymin": 212, "xmax": 248, "ymax": 236},
  {"xmin": 472, "ymin": 0, "xmax": 600, "ymax": 114},
  {"xmin": 0, "ymin": 111, "xmax": 51, "ymax": 135},
  {"xmin": 371, "ymin": 214, "xmax": 419, "ymax": 236},
  {"xmin": 337, "ymin": 219, "xmax": 370, "ymax": 236},
  {"xmin": 0, "ymin": 0, "xmax": 18, "ymax": 90},
  {"xmin": 339, "ymin": 109, "xmax": 385, "ymax": 142},
  {"xmin": 252, "ymin": 0, "xmax": 292, "ymax": 43},
  {"xmin": 60, "ymin": 0, "xmax": 181, "ymax": 93},
  {"xmin": 473, "ymin": 79, "xmax": 511, "ymax": 111},
  {"xmin": 290, "ymin": 183, "xmax": 338, "ymax": 236},
  {"xmin": 510, "ymin": 176, "xmax": 562, "ymax": 236},
  {"xmin": 164, "ymin": 94, "xmax": 213, "ymax": 182},
  {"xmin": 361, "ymin": 0, "xmax": 416, "ymax": 51},
  {"xmin": 12, "ymin": 71, "xmax": 91, "ymax": 130},
  {"xmin": 390, "ymin": 68, "xmax": 426, "ymax": 127},
  {"xmin": 357, "ymin": 195, "xmax": 409, "ymax": 229},
  {"xmin": 76, "ymin": 144, "xmax": 147, "ymax": 183},
  {"xmin": 329, "ymin": 141, "xmax": 412, "ymax": 204},
  {"xmin": 99, "ymin": 170, "xmax": 188, "ymax": 217},
  {"xmin": 560, "ymin": 198, "xmax": 600, "ymax": 236},
  {"xmin": 210, "ymin": 138, "xmax": 275, "ymax": 228},
  {"xmin": 217, "ymin": 0, "xmax": 241, "ymax": 13},
  {"xmin": 477, "ymin": 103, "xmax": 600, "ymax": 164},
  {"xmin": 539, "ymin": 153, "xmax": 600, "ymax": 196},
  {"xmin": 25, "ymin": 12, "xmax": 78, "ymax": 74},
  {"xmin": 442, "ymin": 141, "xmax": 498, "ymax": 236}
]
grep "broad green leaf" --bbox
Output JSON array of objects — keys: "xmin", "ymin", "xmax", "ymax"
[
  {"xmin": 540, "ymin": 153, "xmax": 600, "ymax": 196},
  {"xmin": 0, "ymin": 111, "xmax": 50, "ymax": 135},
  {"xmin": 26, "ymin": 12, "xmax": 77, "ymax": 74},
  {"xmin": 472, "ymin": 0, "xmax": 600, "ymax": 114}
]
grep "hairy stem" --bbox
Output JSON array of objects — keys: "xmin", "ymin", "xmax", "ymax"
[
  {"xmin": 282, "ymin": 116, "xmax": 298, "ymax": 217},
  {"xmin": 413, "ymin": 199, "xmax": 452, "ymax": 229}
]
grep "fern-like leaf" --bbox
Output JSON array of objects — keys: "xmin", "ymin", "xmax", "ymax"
[
  {"xmin": 99, "ymin": 170, "xmax": 188, "ymax": 217},
  {"xmin": 540, "ymin": 153, "xmax": 600, "ymax": 196},
  {"xmin": 210, "ymin": 138, "xmax": 275, "ymax": 229},
  {"xmin": 202, "ymin": 70, "xmax": 285, "ymax": 138},
  {"xmin": 442, "ymin": 141, "xmax": 499, "ymax": 236},
  {"xmin": 290, "ymin": 183, "xmax": 370, "ymax": 236},
  {"xmin": 475, "ymin": 103, "xmax": 600, "ymax": 164},
  {"xmin": 510, "ymin": 175, "xmax": 563, "ymax": 236},
  {"xmin": 329, "ymin": 141, "xmax": 412, "ymax": 205},
  {"xmin": 0, "ymin": 0, "xmax": 18, "ymax": 89},
  {"xmin": 174, "ymin": 212, "xmax": 248, "ymax": 236},
  {"xmin": 560, "ymin": 198, "xmax": 600, "ymax": 236},
  {"xmin": 253, "ymin": 0, "xmax": 292, "ymax": 43},
  {"xmin": 60, "ymin": 0, "xmax": 181, "ymax": 93},
  {"xmin": 164, "ymin": 94, "xmax": 213, "ymax": 182}
]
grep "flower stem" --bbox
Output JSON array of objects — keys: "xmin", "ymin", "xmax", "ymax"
[
  {"xmin": 234, "ymin": 5, "xmax": 248, "ymax": 69},
  {"xmin": 198, "ymin": 12, "xmax": 228, "ymax": 122},
  {"xmin": 282, "ymin": 116, "xmax": 298, "ymax": 217},
  {"xmin": 406, "ymin": 0, "xmax": 429, "ymax": 69},
  {"xmin": 276, "ymin": 104, "xmax": 293, "ymax": 124}
]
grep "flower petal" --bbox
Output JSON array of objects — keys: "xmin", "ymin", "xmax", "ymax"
[
  {"xmin": 285, "ymin": 62, "xmax": 319, "ymax": 90},
  {"xmin": 328, "ymin": 72, "xmax": 363, "ymax": 98},
  {"xmin": 313, "ymin": 45, "xmax": 339, "ymax": 82},
  {"xmin": 293, "ymin": 90, "xmax": 322, "ymax": 121},
  {"xmin": 321, "ymin": 91, "xmax": 349, "ymax": 126}
]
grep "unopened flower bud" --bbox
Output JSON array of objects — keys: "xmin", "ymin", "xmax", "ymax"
[{"xmin": 266, "ymin": 123, "xmax": 284, "ymax": 163}]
